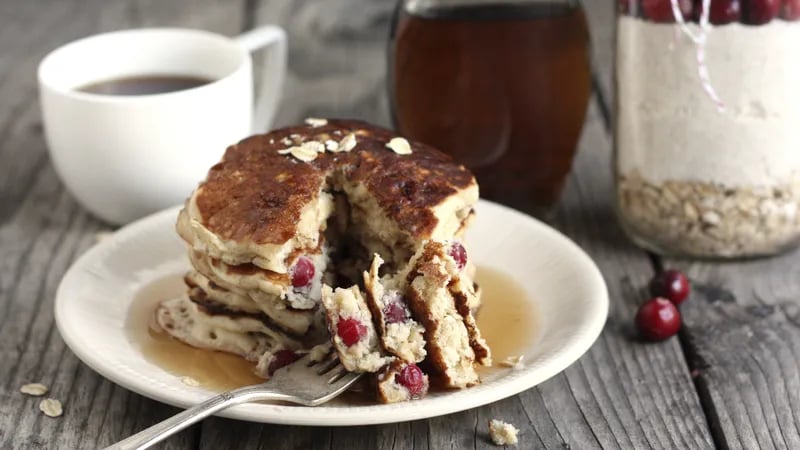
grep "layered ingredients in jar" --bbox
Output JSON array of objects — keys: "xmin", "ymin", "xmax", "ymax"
[{"xmin": 616, "ymin": 0, "xmax": 800, "ymax": 257}]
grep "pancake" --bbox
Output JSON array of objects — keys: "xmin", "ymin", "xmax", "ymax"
[
  {"xmin": 156, "ymin": 296, "xmax": 302, "ymax": 364},
  {"xmin": 188, "ymin": 248, "xmax": 329, "ymax": 310},
  {"xmin": 363, "ymin": 254, "xmax": 426, "ymax": 363},
  {"xmin": 177, "ymin": 119, "xmax": 477, "ymax": 274},
  {"xmin": 376, "ymin": 360, "xmax": 430, "ymax": 404},
  {"xmin": 321, "ymin": 285, "xmax": 391, "ymax": 373},
  {"xmin": 158, "ymin": 119, "xmax": 487, "ymax": 403},
  {"xmin": 450, "ymin": 275, "xmax": 491, "ymax": 366},
  {"xmin": 405, "ymin": 241, "xmax": 491, "ymax": 388},
  {"xmin": 186, "ymin": 258, "xmax": 319, "ymax": 336},
  {"xmin": 184, "ymin": 270, "xmax": 262, "ymax": 315}
]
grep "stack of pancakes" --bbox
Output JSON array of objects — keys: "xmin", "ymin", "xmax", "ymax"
[{"xmin": 157, "ymin": 119, "xmax": 490, "ymax": 402}]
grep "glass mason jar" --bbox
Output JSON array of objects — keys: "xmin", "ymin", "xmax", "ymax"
[
  {"xmin": 615, "ymin": 0, "xmax": 800, "ymax": 258},
  {"xmin": 388, "ymin": 0, "xmax": 591, "ymax": 214}
]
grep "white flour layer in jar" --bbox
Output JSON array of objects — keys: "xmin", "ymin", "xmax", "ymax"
[{"xmin": 616, "ymin": 16, "xmax": 800, "ymax": 187}]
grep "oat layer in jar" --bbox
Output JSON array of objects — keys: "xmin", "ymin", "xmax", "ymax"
[{"xmin": 615, "ymin": 0, "xmax": 800, "ymax": 258}]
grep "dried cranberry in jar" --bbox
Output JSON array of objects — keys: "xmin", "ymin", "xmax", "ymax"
[
  {"xmin": 782, "ymin": 0, "xmax": 800, "ymax": 19},
  {"xmin": 707, "ymin": 0, "xmax": 742, "ymax": 24},
  {"xmin": 642, "ymin": 0, "xmax": 692, "ymax": 22},
  {"xmin": 743, "ymin": 0, "xmax": 781, "ymax": 24}
]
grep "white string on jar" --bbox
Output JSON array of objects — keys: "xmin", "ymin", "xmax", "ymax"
[{"xmin": 669, "ymin": 0, "xmax": 726, "ymax": 112}]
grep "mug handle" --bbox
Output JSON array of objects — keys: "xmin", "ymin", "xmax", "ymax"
[{"xmin": 234, "ymin": 25, "xmax": 288, "ymax": 132}]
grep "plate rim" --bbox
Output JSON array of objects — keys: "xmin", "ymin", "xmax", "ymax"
[{"xmin": 55, "ymin": 200, "xmax": 608, "ymax": 426}]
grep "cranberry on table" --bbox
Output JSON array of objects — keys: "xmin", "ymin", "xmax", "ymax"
[
  {"xmin": 448, "ymin": 242, "xmax": 467, "ymax": 270},
  {"xmin": 267, "ymin": 349, "xmax": 301, "ymax": 374},
  {"xmin": 396, "ymin": 363, "xmax": 426, "ymax": 397},
  {"xmin": 337, "ymin": 317, "xmax": 367, "ymax": 346},
  {"xmin": 708, "ymin": 0, "xmax": 742, "ymax": 24},
  {"xmin": 642, "ymin": 0, "xmax": 693, "ymax": 22},
  {"xmin": 291, "ymin": 256, "xmax": 315, "ymax": 288},
  {"xmin": 636, "ymin": 298, "xmax": 682, "ymax": 341},
  {"xmin": 743, "ymin": 0, "xmax": 781, "ymax": 24},
  {"xmin": 783, "ymin": 0, "xmax": 800, "ymax": 19},
  {"xmin": 648, "ymin": 269, "xmax": 690, "ymax": 305}
]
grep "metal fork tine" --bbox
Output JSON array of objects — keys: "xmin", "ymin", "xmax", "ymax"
[
  {"xmin": 328, "ymin": 369, "xmax": 360, "ymax": 390},
  {"xmin": 322, "ymin": 349, "xmax": 337, "ymax": 362},
  {"xmin": 258, "ymin": 350, "xmax": 364, "ymax": 408},
  {"xmin": 108, "ymin": 351, "xmax": 364, "ymax": 448},
  {"xmin": 327, "ymin": 365, "xmax": 348, "ymax": 384}
]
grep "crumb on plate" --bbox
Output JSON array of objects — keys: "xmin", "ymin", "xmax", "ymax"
[
  {"xmin": 181, "ymin": 376, "xmax": 200, "ymax": 387},
  {"xmin": 500, "ymin": 355, "xmax": 524, "ymax": 370}
]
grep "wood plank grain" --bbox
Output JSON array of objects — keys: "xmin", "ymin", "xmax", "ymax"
[
  {"xmin": 659, "ymin": 252, "xmax": 800, "ymax": 450},
  {"xmin": 535, "ymin": 100, "xmax": 712, "ymax": 449},
  {"xmin": 0, "ymin": 0, "xmax": 244, "ymax": 448}
]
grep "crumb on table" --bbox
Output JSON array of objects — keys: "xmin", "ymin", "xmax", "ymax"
[
  {"xmin": 20, "ymin": 382, "xmax": 48, "ymax": 396},
  {"xmin": 39, "ymin": 398, "xmax": 63, "ymax": 418},
  {"xmin": 488, "ymin": 419, "xmax": 519, "ymax": 446}
]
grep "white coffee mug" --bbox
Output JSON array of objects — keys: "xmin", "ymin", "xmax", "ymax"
[{"xmin": 38, "ymin": 27, "xmax": 287, "ymax": 225}]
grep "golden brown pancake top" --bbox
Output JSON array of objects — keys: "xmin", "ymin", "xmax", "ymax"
[{"xmin": 194, "ymin": 120, "xmax": 476, "ymax": 245}]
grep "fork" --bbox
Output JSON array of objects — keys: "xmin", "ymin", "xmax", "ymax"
[{"xmin": 106, "ymin": 352, "xmax": 361, "ymax": 450}]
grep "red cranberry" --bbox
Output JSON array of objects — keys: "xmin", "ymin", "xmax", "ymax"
[
  {"xmin": 783, "ymin": 0, "xmax": 800, "ymax": 19},
  {"xmin": 448, "ymin": 242, "xmax": 467, "ymax": 270},
  {"xmin": 642, "ymin": 0, "xmax": 692, "ymax": 22},
  {"xmin": 396, "ymin": 363, "xmax": 426, "ymax": 398},
  {"xmin": 267, "ymin": 349, "xmax": 300, "ymax": 374},
  {"xmin": 290, "ymin": 256, "xmax": 315, "ymax": 288},
  {"xmin": 708, "ymin": 0, "xmax": 742, "ymax": 23},
  {"xmin": 648, "ymin": 269, "xmax": 690, "ymax": 305},
  {"xmin": 744, "ymin": 0, "xmax": 781, "ymax": 23},
  {"xmin": 337, "ymin": 317, "xmax": 367, "ymax": 346},
  {"xmin": 383, "ymin": 300, "xmax": 409, "ymax": 324},
  {"xmin": 636, "ymin": 298, "xmax": 681, "ymax": 341}
]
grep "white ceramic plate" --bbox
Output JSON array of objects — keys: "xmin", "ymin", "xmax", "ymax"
[{"xmin": 55, "ymin": 200, "xmax": 608, "ymax": 426}]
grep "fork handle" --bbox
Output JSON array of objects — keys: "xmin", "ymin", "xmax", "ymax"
[{"xmin": 105, "ymin": 385, "xmax": 295, "ymax": 450}]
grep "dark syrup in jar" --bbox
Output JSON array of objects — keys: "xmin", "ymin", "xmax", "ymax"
[{"xmin": 390, "ymin": 2, "xmax": 591, "ymax": 210}]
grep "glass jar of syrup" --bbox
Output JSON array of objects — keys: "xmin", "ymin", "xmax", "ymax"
[{"xmin": 389, "ymin": 0, "xmax": 592, "ymax": 213}]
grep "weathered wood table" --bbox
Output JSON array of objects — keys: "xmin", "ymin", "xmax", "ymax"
[{"xmin": 1, "ymin": 1, "xmax": 797, "ymax": 448}]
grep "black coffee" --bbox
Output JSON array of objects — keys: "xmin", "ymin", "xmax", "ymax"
[{"xmin": 77, "ymin": 75, "xmax": 213, "ymax": 96}]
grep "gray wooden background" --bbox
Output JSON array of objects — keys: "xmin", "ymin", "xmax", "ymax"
[{"xmin": 0, "ymin": 0, "xmax": 797, "ymax": 449}]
